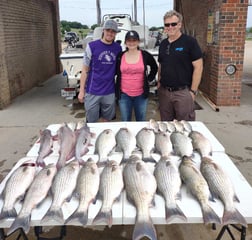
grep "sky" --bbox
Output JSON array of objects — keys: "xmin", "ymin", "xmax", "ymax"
[{"xmin": 59, "ymin": 0, "xmax": 252, "ymax": 28}]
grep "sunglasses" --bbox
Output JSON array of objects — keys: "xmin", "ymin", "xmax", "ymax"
[{"xmin": 164, "ymin": 22, "xmax": 178, "ymax": 27}]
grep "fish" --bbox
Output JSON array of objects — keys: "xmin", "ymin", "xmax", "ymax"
[
  {"xmin": 75, "ymin": 124, "xmax": 95, "ymax": 164},
  {"xmin": 36, "ymin": 129, "xmax": 54, "ymax": 168},
  {"xmin": 179, "ymin": 156, "xmax": 221, "ymax": 225},
  {"xmin": 92, "ymin": 160, "xmax": 124, "ymax": 227},
  {"xmin": 67, "ymin": 122, "xmax": 77, "ymax": 131},
  {"xmin": 65, "ymin": 158, "xmax": 100, "ymax": 225},
  {"xmin": 41, "ymin": 160, "xmax": 80, "ymax": 224},
  {"xmin": 123, "ymin": 155, "xmax": 157, "ymax": 240},
  {"xmin": 180, "ymin": 120, "xmax": 193, "ymax": 133},
  {"xmin": 115, "ymin": 128, "xmax": 136, "ymax": 162},
  {"xmin": 158, "ymin": 122, "xmax": 168, "ymax": 132},
  {"xmin": 166, "ymin": 121, "xmax": 176, "ymax": 133},
  {"xmin": 154, "ymin": 157, "xmax": 187, "ymax": 223},
  {"xmin": 173, "ymin": 120, "xmax": 184, "ymax": 133},
  {"xmin": 94, "ymin": 129, "xmax": 116, "ymax": 164},
  {"xmin": 56, "ymin": 123, "xmax": 76, "ymax": 170},
  {"xmin": 154, "ymin": 131, "xmax": 173, "ymax": 157},
  {"xmin": 0, "ymin": 162, "xmax": 36, "ymax": 220},
  {"xmin": 170, "ymin": 132, "xmax": 193, "ymax": 157},
  {"xmin": 7, "ymin": 164, "xmax": 57, "ymax": 235},
  {"xmin": 200, "ymin": 156, "xmax": 247, "ymax": 227},
  {"xmin": 136, "ymin": 127, "xmax": 156, "ymax": 162},
  {"xmin": 149, "ymin": 119, "xmax": 159, "ymax": 133},
  {"xmin": 189, "ymin": 131, "xmax": 212, "ymax": 157}
]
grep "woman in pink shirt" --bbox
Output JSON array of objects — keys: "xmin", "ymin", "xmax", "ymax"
[{"xmin": 115, "ymin": 30, "xmax": 158, "ymax": 121}]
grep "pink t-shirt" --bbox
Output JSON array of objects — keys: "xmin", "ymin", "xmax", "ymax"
[{"xmin": 120, "ymin": 52, "xmax": 144, "ymax": 96}]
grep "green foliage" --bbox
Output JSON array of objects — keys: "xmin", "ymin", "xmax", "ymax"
[
  {"xmin": 91, "ymin": 24, "xmax": 99, "ymax": 30},
  {"xmin": 60, "ymin": 20, "xmax": 89, "ymax": 33},
  {"xmin": 150, "ymin": 26, "xmax": 164, "ymax": 31}
]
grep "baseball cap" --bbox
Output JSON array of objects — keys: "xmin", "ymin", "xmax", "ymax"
[
  {"xmin": 103, "ymin": 20, "xmax": 120, "ymax": 32},
  {"xmin": 125, "ymin": 30, "xmax": 140, "ymax": 41}
]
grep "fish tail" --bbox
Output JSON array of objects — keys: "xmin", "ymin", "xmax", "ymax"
[
  {"xmin": 65, "ymin": 209, "xmax": 88, "ymax": 226},
  {"xmin": 36, "ymin": 157, "xmax": 46, "ymax": 168},
  {"xmin": 165, "ymin": 204, "xmax": 187, "ymax": 223},
  {"xmin": 133, "ymin": 217, "xmax": 157, "ymax": 240},
  {"xmin": 77, "ymin": 158, "xmax": 86, "ymax": 166},
  {"xmin": 56, "ymin": 160, "xmax": 66, "ymax": 170},
  {"xmin": 120, "ymin": 156, "xmax": 131, "ymax": 164},
  {"xmin": 202, "ymin": 204, "xmax": 221, "ymax": 225},
  {"xmin": 0, "ymin": 208, "xmax": 17, "ymax": 220},
  {"xmin": 41, "ymin": 207, "xmax": 64, "ymax": 224},
  {"xmin": 7, "ymin": 215, "xmax": 31, "ymax": 235},
  {"xmin": 142, "ymin": 157, "xmax": 156, "ymax": 163},
  {"xmin": 92, "ymin": 209, "xmax": 112, "ymax": 228},
  {"xmin": 222, "ymin": 208, "xmax": 247, "ymax": 227}
]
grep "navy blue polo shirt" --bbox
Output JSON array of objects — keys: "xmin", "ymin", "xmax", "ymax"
[{"xmin": 158, "ymin": 33, "xmax": 202, "ymax": 88}]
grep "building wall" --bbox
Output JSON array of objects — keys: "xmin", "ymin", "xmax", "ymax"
[
  {"xmin": 0, "ymin": 0, "xmax": 61, "ymax": 109},
  {"xmin": 175, "ymin": 0, "xmax": 248, "ymax": 106}
]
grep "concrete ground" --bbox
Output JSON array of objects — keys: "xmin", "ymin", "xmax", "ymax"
[{"xmin": 0, "ymin": 41, "xmax": 251, "ymax": 239}]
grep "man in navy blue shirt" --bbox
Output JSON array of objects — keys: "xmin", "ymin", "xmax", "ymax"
[{"xmin": 158, "ymin": 10, "xmax": 203, "ymax": 121}]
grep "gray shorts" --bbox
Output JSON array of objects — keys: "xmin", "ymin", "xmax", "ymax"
[{"xmin": 84, "ymin": 93, "xmax": 115, "ymax": 123}]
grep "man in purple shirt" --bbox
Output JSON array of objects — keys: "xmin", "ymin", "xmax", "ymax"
[{"xmin": 78, "ymin": 20, "xmax": 122, "ymax": 122}]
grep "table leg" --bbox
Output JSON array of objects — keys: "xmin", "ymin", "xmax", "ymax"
[
  {"xmin": 215, "ymin": 224, "xmax": 246, "ymax": 240},
  {"xmin": 34, "ymin": 226, "xmax": 66, "ymax": 240}
]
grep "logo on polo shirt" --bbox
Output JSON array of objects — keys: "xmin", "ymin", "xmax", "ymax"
[{"xmin": 175, "ymin": 47, "xmax": 184, "ymax": 51}]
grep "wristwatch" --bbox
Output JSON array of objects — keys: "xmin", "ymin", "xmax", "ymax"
[{"xmin": 190, "ymin": 89, "xmax": 198, "ymax": 95}]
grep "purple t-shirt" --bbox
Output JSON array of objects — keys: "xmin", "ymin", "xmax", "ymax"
[{"xmin": 83, "ymin": 39, "xmax": 122, "ymax": 95}]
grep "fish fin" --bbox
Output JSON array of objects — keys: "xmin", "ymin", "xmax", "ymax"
[
  {"xmin": 165, "ymin": 204, "xmax": 187, "ymax": 223},
  {"xmin": 222, "ymin": 208, "xmax": 247, "ymax": 227},
  {"xmin": 65, "ymin": 195, "xmax": 73, "ymax": 202},
  {"xmin": 97, "ymin": 161, "xmax": 108, "ymax": 168},
  {"xmin": 150, "ymin": 198, "xmax": 156, "ymax": 208},
  {"xmin": 91, "ymin": 132, "xmax": 96, "ymax": 138},
  {"xmin": 65, "ymin": 209, "xmax": 88, "ymax": 226},
  {"xmin": 36, "ymin": 157, "xmax": 46, "ymax": 168},
  {"xmin": 175, "ymin": 192, "xmax": 182, "ymax": 201},
  {"xmin": 56, "ymin": 161, "xmax": 65, "ymax": 170},
  {"xmin": 7, "ymin": 214, "xmax": 31, "ymax": 235},
  {"xmin": 41, "ymin": 208, "xmax": 64, "ymax": 225},
  {"xmin": 0, "ymin": 208, "xmax": 17, "ymax": 220},
  {"xmin": 208, "ymin": 193, "xmax": 216, "ymax": 202},
  {"xmin": 133, "ymin": 217, "xmax": 157, "ymax": 240},
  {"xmin": 233, "ymin": 194, "xmax": 240, "ymax": 203},
  {"xmin": 92, "ymin": 209, "xmax": 112, "ymax": 228},
  {"xmin": 201, "ymin": 204, "xmax": 221, "ymax": 225},
  {"xmin": 52, "ymin": 134, "xmax": 58, "ymax": 141}
]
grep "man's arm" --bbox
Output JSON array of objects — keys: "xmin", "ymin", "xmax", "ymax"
[
  {"xmin": 78, "ymin": 65, "xmax": 89, "ymax": 103},
  {"xmin": 190, "ymin": 58, "xmax": 203, "ymax": 97},
  {"xmin": 157, "ymin": 64, "xmax": 161, "ymax": 89}
]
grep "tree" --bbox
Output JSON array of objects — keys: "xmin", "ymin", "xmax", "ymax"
[{"xmin": 91, "ymin": 24, "xmax": 99, "ymax": 30}]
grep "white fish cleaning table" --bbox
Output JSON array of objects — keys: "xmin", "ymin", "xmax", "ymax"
[{"xmin": 0, "ymin": 121, "xmax": 251, "ymax": 240}]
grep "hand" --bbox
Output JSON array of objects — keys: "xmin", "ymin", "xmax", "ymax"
[
  {"xmin": 78, "ymin": 90, "xmax": 85, "ymax": 103},
  {"xmin": 190, "ymin": 91, "xmax": 196, "ymax": 101}
]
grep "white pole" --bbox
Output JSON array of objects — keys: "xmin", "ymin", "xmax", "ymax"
[{"xmin": 143, "ymin": 0, "xmax": 146, "ymax": 49}]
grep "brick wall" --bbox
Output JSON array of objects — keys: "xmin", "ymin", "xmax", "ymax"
[
  {"xmin": 175, "ymin": 0, "xmax": 248, "ymax": 106},
  {"xmin": 0, "ymin": 0, "xmax": 61, "ymax": 109},
  {"xmin": 0, "ymin": 5, "xmax": 11, "ymax": 109}
]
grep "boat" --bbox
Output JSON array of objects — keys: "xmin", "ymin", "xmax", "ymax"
[{"xmin": 59, "ymin": 14, "xmax": 158, "ymax": 99}]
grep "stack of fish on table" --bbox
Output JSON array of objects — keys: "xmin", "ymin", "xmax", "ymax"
[{"xmin": 0, "ymin": 119, "xmax": 247, "ymax": 240}]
